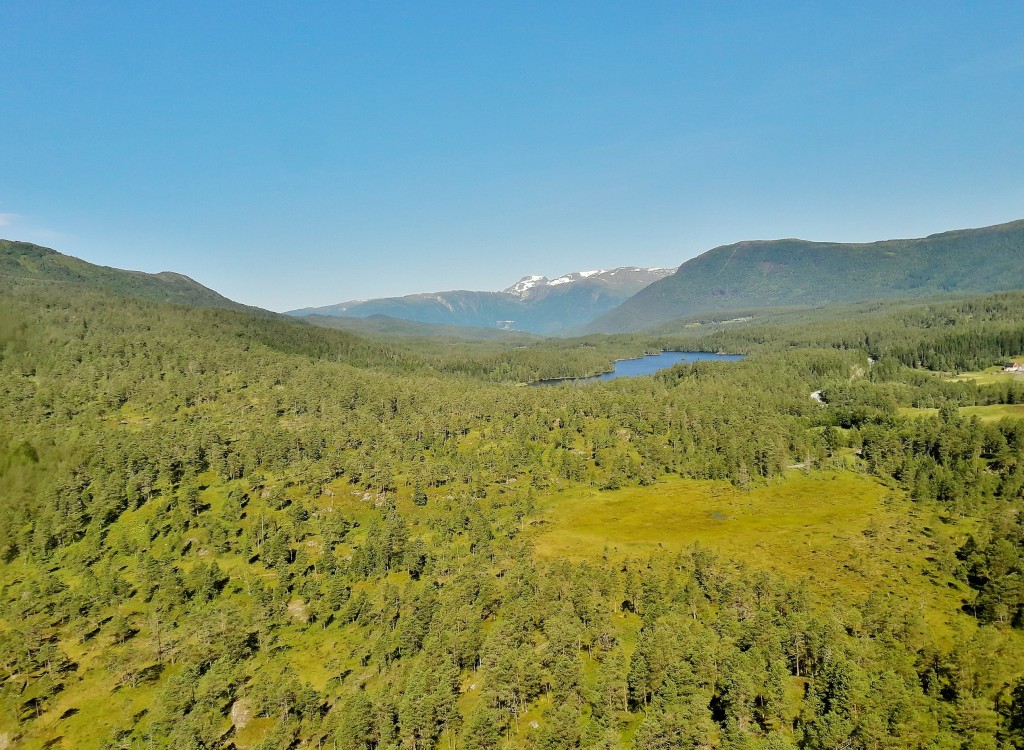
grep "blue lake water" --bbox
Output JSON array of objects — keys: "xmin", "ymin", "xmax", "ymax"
[{"xmin": 532, "ymin": 351, "xmax": 745, "ymax": 386}]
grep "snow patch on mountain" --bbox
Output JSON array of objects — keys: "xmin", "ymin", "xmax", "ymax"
[
  {"xmin": 505, "ymin": 275, "xmax": 549, "ymax": 296},
  {"xmin": 431, "ymin": 295, "xmax": 455, "ymax": 313},
  {"xmin": 503, "ymin": 267, "xmax": 673, "ymax": 298}
]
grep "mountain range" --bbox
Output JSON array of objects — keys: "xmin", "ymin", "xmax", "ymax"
[
  {"xmin": 5, "ymin": 219, "xmax": 1024, "ymax": 337},
  {"xmin": 588, "ymin": 219, "xmax": 1024, "ymax": 332},
  {"xmin": 289, "ymin": 219, "xmax": 1024, "ymax": 335},
  {"xmin": 286, "ymin": 267, "xmax": 674, "ymax": 335}
]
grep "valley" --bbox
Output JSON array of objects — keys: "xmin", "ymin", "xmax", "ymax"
[
  {"xmin": 3, "ymin": 229, "xmax": 1024, "ymax": 749},
  {"xmin": 6, "ymin": 4, "xmax": 1024, "ymax": 747}
]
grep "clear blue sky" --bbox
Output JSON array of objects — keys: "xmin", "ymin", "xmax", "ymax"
[{"xmin": 2, "ymin": 2, "xmax": 1023, "ymax": 311}]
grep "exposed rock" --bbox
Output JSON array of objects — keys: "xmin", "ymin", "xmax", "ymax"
[{"xmin": 230, "ymin": 699, "xmax": 252, "ymax": 729}]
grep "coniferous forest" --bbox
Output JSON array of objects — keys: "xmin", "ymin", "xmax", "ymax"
[{"xmin": 5, "ymin": 265, "xmax": 1024, "ymax": 749}]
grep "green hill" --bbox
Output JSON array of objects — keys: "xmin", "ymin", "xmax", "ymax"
[
  {"xmin": 588, "ymin": 219, "xmax": 1024, "ymax": 332},
  {"xmin": 0, "ymin": 239, "xmax": 268, "ymax": 314}
]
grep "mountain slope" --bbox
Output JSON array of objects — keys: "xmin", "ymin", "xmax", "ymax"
[
  {"xmin": 291, "ymin": 290, "xmax": 523, "ymax": 328},
  {"xmin": 288, "ymin": 267, "xmax": 673, "ymax": 335},
  {"xmin": 300, "ymin": 313, "xmax": 543, "ymax": 341},
  {"xmin": 588, "ymin": 219, "xmax": 1024, "ymax": 332},
  {"xmin": 0, "ymin": 239, "xmax": 266, "ymax": 314}
]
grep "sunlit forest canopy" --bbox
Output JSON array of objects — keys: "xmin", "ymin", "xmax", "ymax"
[{"xmin": 4, "ymin": 261, "xmax": 1024, "ymax": 749}]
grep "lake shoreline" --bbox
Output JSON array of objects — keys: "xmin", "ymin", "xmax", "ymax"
[{"xmin": 529, "ymin": 350, "xmax": 745, "ymax": 386}]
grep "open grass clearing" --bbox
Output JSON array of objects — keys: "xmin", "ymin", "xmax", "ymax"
[
  {"xmin": 899, "ymin": 404, "xmax": 1024, "ymax": 421},
  {"xmin": 947, "ymin": 361, "xmax": 1024, "ymax": 386},
  {"xmin": 532, "ymin": 471, "xmax": 970, "ymax": 637}
]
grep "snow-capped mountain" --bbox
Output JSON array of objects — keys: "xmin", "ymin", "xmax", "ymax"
[
  {"xmin": 503, "ymin": 267, "xmax": 674, "ymax": 299},
  {"xmin": 504, "ymin": 274, "xmax": 548, "ymax": 296},
  {"xmin": 288, "ymin": 266, "xmax": 675, "ymax": 335}
]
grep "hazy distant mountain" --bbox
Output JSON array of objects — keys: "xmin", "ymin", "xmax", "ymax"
[
  {"xmin": 587, "ymin": 220, "xmax": 1024, "ymax": 333},
  {"xmin": 0, "ymin": 239, "xmax": 266, "ymax": 314},
  {"xmin": 288, "ymin": 267, "xmax": 673, "ymax": 335},
  {"xmin": 301, "ymin": 313, "xmax": 542, "ymax": 341}
]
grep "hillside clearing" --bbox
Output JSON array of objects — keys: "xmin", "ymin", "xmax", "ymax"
[{"xmin": 533, "ymin": 471, "xmax": 971, "ymax": 635}]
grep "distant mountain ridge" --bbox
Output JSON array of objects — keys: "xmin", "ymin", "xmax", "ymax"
[
  {"xmin": 12, "ymin": 218, "xmax": 1022, "ymax": 339},
  {"xmin": 288, "ymin": 267, "xmax": 673, "ymax": 335},
  {"xmin": 588, "ymin": 219, "xmax": 1024, "ymax": 332},
  {"xmin": 303, "ymin": 313, "xmax": 543, "ymax": 341},
  {"xmin": 0, "ymin": 239, "xmax": 267, "ymax": 315},
  {"xmin": 502, "ymin": 266, "xmax": 673, "ymax": 298}
]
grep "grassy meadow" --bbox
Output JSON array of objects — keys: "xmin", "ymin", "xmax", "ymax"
[
  {"xmin": 948, "ymin": 361, "xmax": 1024, "ymax": 386},
  {"xmin": 900, "ymin": 403, "xmax": 1024, "ymax": 421},
  {"xmin": 533, "ymin": 471, "xmax": 974, "ymax": 637}
]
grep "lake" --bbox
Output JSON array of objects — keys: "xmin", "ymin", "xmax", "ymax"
[{"xmin": 532, "ymin": 350, "xmax": 745, "ymax": 386}]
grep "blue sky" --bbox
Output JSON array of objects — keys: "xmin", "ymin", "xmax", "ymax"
[{"xmin": 2, "ymin": 2, "xmax": 1023, "ymax": 311}]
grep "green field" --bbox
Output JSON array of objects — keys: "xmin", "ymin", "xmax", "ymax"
[
  {"xmin": 948, "ymin": 361, "xmax": 1024, "ymax": 385},
  {"xmin": 533, "ymin": 471, "xmax": 971, "ymax": 634},
  {"xmin": 900, "ymin": 403, "xmax": 1024, "ymax": 421}
]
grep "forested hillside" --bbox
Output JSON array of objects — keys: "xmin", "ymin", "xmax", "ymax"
[
  {"xmin": 298, "ymin": 314, "xmax": 544, "ymax": 342},
  {"xmin": 4, "ymin": 270, "xmax": 1024, "ymax": 748},
  {"xmin": 0, "ymin": 240, "xmax": 266, "ymax": 315},
  {"xmin": 590, "ymin": 219, "xmax": 1024, "ymax": 332}
]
